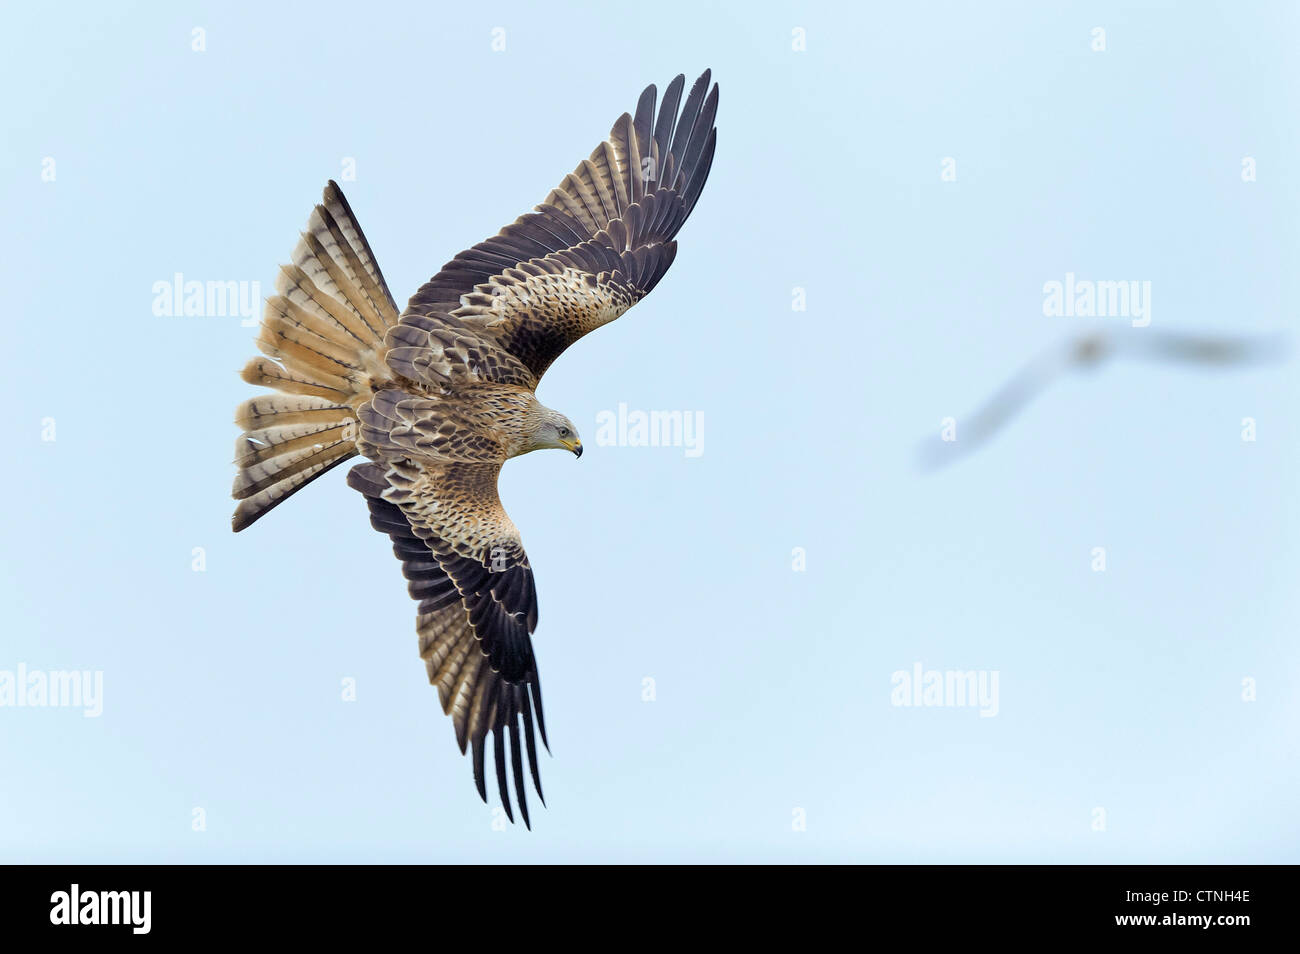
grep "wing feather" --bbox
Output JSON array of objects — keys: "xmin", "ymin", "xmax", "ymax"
[
  {"xmin": 347, "ymin": 458, "xmax": 545, "ymax": 827},
  {"xmin": 397, "ymin": 70, "xmax": 718, "ymax": 381}
]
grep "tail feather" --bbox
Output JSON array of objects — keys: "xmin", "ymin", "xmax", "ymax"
[
  {"xmin": 240, "ymin": 356, "xmax": 350, "ymax": 401},
  {"xmin": 232, "ymin": 182, "xmax": 399, "ymax": 531},
  {"xmin": 231, "ymin": 445, "xmax": 355, "ymax": 531},
  {"xmin": 235, "ymin": 394, "xmax": 353, "ymax": 431},
  {"xmin": 234, "ymin": 419, "xmax": 356, "ymax": 469},
  {"xmin": 276, "ymin": 264, "xmax": 381, "ymax": 350},
  {"xmin": 260, "ymin": 295, "xmax": 373, "ymax": 377}
]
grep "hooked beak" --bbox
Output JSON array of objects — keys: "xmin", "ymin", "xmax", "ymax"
[{"xmin": 561, "ymin": 437, "xmax": 583, "ymax": 458}]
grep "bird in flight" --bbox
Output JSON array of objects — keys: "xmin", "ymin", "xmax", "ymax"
[
  {"xmin": 232, "ymin": 71, "xmax": 718, "ymax": 827},
  {"xmin": 917, "ymin": 328, "xmax": 1286, "ymax": 469}
]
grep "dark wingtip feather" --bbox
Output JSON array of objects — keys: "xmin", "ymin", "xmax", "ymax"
[
  {"xmin": 509, "ymin": 707, "xmax": 530, "ymax": 829},
  {"xmin": 681, "ymin": 129, "xmax": 717, "ymax": 218},
  {"xmin": 530, "ymin": 676, "xmax": 550, "ymax": 753},
  {"xmin": 669, "ymin": 70, "xmax": 712, "ymax": 162},
  {"xmin": 678, "ymin": 83, "xmax": 718, "ymax": 192},
  {"xmin": 472, "ymin": 735, "xmax": 487, "ymax": 802},
  {"xmin": 493, "ymin": 729, "xmax": 514, "ymax": 824},
  {"xmin": 633, "ymin": 83, "xmax": 656, "ymax": 153},
  {"xmin": 652, "ymin": 74, "xmax": 687, "ymax": 174},
  {"xmin": 519, "ymin": 687, "xmax": 544, "ymax": 804}
]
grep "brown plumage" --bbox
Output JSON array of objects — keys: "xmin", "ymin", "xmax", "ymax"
[{"xmin": 232, "ymin": 71, "xmax": 719, "ymax": 827}]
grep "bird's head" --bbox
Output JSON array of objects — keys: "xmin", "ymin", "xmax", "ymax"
[{"xmin": 524, "ymin": 405, "xmax": 582, "ymax": 458}]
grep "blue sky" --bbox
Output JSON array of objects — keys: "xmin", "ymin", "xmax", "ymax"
[{"xmin": 1, "ymin": 1, "xmax": 1296, "ymax": 862}]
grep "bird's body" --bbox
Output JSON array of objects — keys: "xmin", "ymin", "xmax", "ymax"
[
  {"xmin": 356, "ymin": 384, "xmax": 550, "ymax": 462},
  {"xmin": 232, "ymin": 71, "xmax": 719, "ymax": 826}
]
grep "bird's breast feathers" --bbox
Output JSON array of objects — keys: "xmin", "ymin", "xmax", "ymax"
[{"xmin": 355, "ymin": 383, "xmax": 538, "ymax": 465}]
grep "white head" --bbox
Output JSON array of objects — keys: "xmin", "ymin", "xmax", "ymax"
[{"xmin": 522, "ymin": 402, "xmax": 582, "ymax": 457}]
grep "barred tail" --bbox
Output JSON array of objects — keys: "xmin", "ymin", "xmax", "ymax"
[{"xmin": 232, "ymin": 181, "xmax": 401, "ymax": 531}]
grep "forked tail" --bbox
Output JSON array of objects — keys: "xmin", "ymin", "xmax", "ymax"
[{"xmin": 232, "ymin": 181, "xmax": 401, "ymax": 531}]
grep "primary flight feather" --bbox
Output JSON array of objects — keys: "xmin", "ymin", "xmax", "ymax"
[{"xmin": 232, "ymin": 71, "xmax": 719, "ymax": 827}]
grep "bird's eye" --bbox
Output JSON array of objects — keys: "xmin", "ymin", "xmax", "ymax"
[{"xmin": 558, "ymin": 427, "xmax": 569, "ymax": 437}]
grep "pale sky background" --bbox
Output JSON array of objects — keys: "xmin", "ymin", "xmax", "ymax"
[{"xmin": 1, "ymin": 1, "xmax": 1296, "ymax": 862}]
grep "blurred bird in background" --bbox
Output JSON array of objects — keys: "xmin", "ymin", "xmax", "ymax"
[{"xmin": 917, "ymin": 329, "xmax": 1288, "ymax": 470}]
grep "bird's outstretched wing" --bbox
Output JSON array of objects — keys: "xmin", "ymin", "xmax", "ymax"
[
  {"xmin": 348, "ymin": 449, "xmax": 547, "ymax": 828},
  {"xmin": 396, "ymin": 70, "xmax": 718, "ymax": 382}
]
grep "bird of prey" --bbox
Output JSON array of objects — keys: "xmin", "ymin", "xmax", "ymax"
[
  {"xmin": 231, "ymin": 71, "xmax": 718, "ymax": 827},
  {"xmin": 917, "ymin": 328, "xmax": 1286, "ymax": 469}
]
